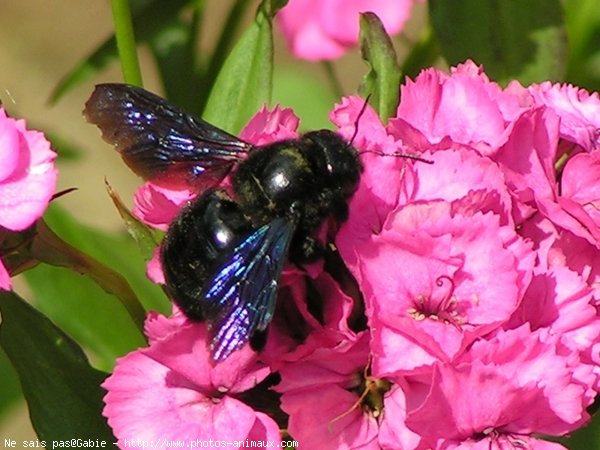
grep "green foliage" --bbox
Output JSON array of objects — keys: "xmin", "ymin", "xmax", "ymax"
[
  {"xmin": 0, "ymin": 349, "xmax": 22, "ymax": 420},
  {"xmin": 203, "ymin": 0, "xmax": 280, "ymax": 132},
  {"xmin": 564, "ymin": 0, "xmax": 600, "ymax": 91},
  {"xmin": 430, "ymin": 0, "xmax": 567, "ymax": 85},
  {"xmin": 22, "ymin": 203, "xmax": 169, "ymax": 370},
  {"xmin": 358, "ymin": 12, "xmax": 402, "ymax": 123},
  {"xmin": 0, "ymin": 291, "xmax": 114, "ymax": 441}
]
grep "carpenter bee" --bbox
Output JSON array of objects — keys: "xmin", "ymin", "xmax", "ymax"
[{"xmin": 84, "ymin": 84, "xmax": 364, "ymax": 362}]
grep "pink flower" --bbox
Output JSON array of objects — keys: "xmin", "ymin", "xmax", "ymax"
[
  {"xmin": 278, "ymin": 333, "xmax": 385, "ymax": 449},
  {"xmin": 529, "ymin": 82, "xmax": 600, "ymax": 152},
  {"xmin": 404, "ymin": 326, "xmax": 595, "ymax": 449},
  {"xmin": 103, "ymin": 314, "xmax": 280, "ymax": 447},
  {"xmin": 277, "ymin": 332, "xmax": 422, "ymax": 449},
  {"xmin": 390, "ymin": 60, "xmax": 532, "ymax": 154},
  {"xmin": 0, "ymin": 108, "xmax": 57, "ymax": 231},
  {"xmin": 355, "ymin": 201, "xmax": 534, "ymax": 374},
  {"xmin": 277, "ymin": 0, "xmax": 421, "ymax": 61},
  {"xmin": 133, "ymin": 182, "xmax": 194, "ymax": 231},
  {"xmin": 0, "ymin": 107, "xmax": 57, "ymax": 290},
  {"xmin": 330, "ymin": 62, "xmax": 600, "ymax": 447},
  {"xmin": 239, "ymin": 105, "xmax": 299, "ymax": 145}
]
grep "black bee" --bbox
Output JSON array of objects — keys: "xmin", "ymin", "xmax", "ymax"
[{"xmin": 84, "ymin": 84, "xmax": 362, "ymax": 362}]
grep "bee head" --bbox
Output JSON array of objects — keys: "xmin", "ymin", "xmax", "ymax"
[{"xmin": 303, "ymin": 130, "xmax": 362, "ymax": 198}]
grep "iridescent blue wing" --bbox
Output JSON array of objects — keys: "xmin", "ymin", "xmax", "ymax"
[
  {"xmin": 201, "ymin": 217, "xmax": 296, "ymax": 362},
  {"xmin": 84, "ymin": 83, "xmax": 251, "ymax": 190}
]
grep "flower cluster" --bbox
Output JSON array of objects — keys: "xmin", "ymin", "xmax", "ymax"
[
  {"xmin": 0, "ymin": 108, "xmax": 57, "ymax": 290},
  {"xmin": 103, "ymin": 61, "xmax": 600, "ymax": 449}
]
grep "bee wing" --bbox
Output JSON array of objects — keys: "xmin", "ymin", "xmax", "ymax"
[
  {"xmin": 84, "ymin": 83, "xmax": 251, "ymax": 190},
  {"xmin": 201, "ymin": 217, "xmax": 297, "ymax": 362}
]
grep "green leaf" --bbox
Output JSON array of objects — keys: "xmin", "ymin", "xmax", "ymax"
[
  {"xmin": 23, "ymin": 204, "xmax": 168, "ymax": 370},
  {"xmin": 198, "ymin": 0, "xmax": 255, "ymax": 115},
  {"xmin": 430, "ymin": 0, "xmax": 567, "ymax": 85},
  {"xmin": 564, "ymin": 0, "xmax": 600, "ymax": 64},
  {"xmin": 358, "ymin": 12, "xmax": 402, "ymax": 123},
  {"xmin": 0, "ymin": 348, "xmax": 22, "ymax": 420},
  {"xmin": 105, "ymin": 180, "xmax": 161, "ymax": 260},
  {"xmin": 40, "ymin": 203, "xmax": 168, "ymax": 315},
  {"xmin": 0, "ymin": 291, "xmax": 114, "ymax": 441},
  {"xmin": 50, "ymin": 0, "xmax": 190, "ymax": 103},
  {"xmin": 203, "ymin": 0, "xmax": 281, "ymax": 132},
  {"xmin": 30, "ymin": 219, "xmax": 147, "ymax": 334},
  {"xmin": 560, "ymin": 410, "xmax": 600, "ymax": 449},
  {"xmin": 24, "ymin": 262, "xmax": 145, "ymax": 371},
  {"xmin": 564, "ymin": 0, "xmax": 600, "ymax": 89}
]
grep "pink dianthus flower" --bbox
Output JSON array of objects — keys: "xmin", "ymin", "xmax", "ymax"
[
  {"xmin": 405, "ymin": 326, "xmax": 595, "ymax": 450},
  {"xmin": 0, "ymin": 107, "xmax": 57, "ymax": 290},
  {"xmin": 103, "ymin": 312, "xmax": 280, "ymax": 447},
  {"xmin": 277, "ymin": 0, "xmax": 422, "ymax": 61}
]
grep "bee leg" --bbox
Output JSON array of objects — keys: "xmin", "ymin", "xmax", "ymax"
[
  {"xmin": 289, "ymin": 235, "xmax": 324, "ymax": 263},
  {"xmin": 250, "ymin": 328, "xmax": 268, "ymax": 352}
]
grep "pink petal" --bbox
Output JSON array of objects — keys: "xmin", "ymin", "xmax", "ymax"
[
  {"xmin": 529, "ymin": 82, "xmax": 600, "ymax": 151},
  {"xmin": 494, "ymin": 108, "xmax": 561, "ymax": 225},
  {"xmin": 145, "ymin": 321, "xmax": 271, "ymax": 392},
  {"xmin": 239, "ymin": 105, "xmax": 299, "ymax": 145},
  {"xmin": 277, "ymin": 0, "xmax": 346, "ymax": 61},
  {"xmin": 281, "ymin": 384, "xmax": 380, "ymax": 449},
  {"xmin": 393, "ymin": 61, "xmax": 527, "ymax": 153},
  {"xmin": 378, "ymin": 385, "xmax": 421, "ymax": 450},
  {"xmin": 146, "ymin": 246, "xmax": 165, "ymax": 284},
  {"xmin": 0, "ymin": 114, "xmax": 20, "ymax": 181},
  {"xmin": 103, "ymin": 351, "xmax": 278, "ymax": 445},
  {"xmin": 0, "ymin": 258, "xmax": 11, "ymax": 291},
  {"xmin": 0, "ymin": 111, "xmax": 57, "ymax": 231},
  {"xmin": 133, "ymin": 182, "xmax": 194, "ymax": 231},
  {"xmin": 412, "ymin": 148, "xmax": 512, "ymax": 224}
]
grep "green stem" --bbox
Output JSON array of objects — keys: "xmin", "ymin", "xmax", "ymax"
[
  {"xmin": 322, "ymin": 61, "xmax": 344, "ymax": 99},
  {"xmin": 188, "ymin": 0, "xmax": 205, "ymax": 73},
  {"xmin": 110, "ymin": 0, "xmax": 143, "ymax": 86}
]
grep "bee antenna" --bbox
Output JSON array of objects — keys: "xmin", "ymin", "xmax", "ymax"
[
  {"xmin": 348, "ymin": 95, "xmax": 372, "ymax": 146},
  {"xmin": 347, "ymin": 96, "xmax": 433, "ymax": 165},
  {"xmin": 358, "ymin": 149, "xmax": 433, "ymax": 165}
]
